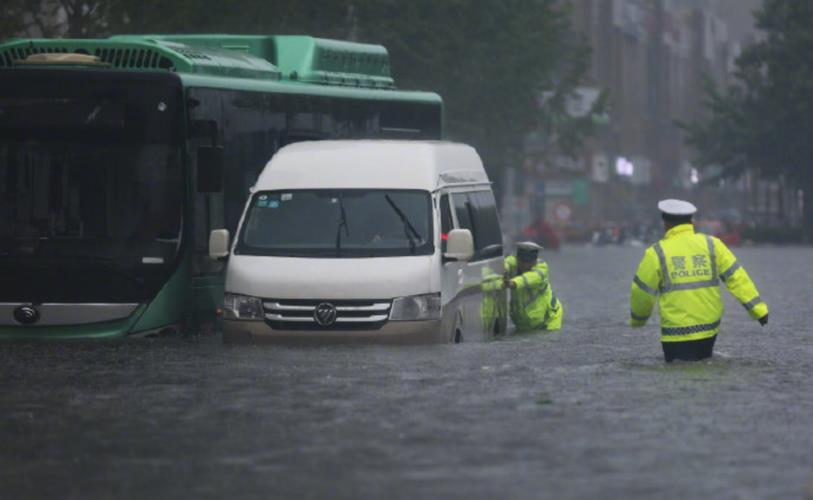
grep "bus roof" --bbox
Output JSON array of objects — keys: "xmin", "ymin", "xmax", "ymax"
[
  {"xmin": 256, "ymin": 140, "xmax": 489, "ymax": 192},
  {"xmin": 0, "ymin": 35, "xmax": 407, "ymax": 92}
]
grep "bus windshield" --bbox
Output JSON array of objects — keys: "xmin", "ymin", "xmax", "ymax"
[
  {"xmin": 0, "ymin": 70, "xmax": 184, "ymax": 303},
  {"xmin": 236, "ymin": 189, "xmax": 434, "ymax": 258}
]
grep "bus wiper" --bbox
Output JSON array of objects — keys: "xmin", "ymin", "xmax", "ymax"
[
  {"xmin": 335, "ymin": 194, "xmax": 350, "ymax": 257},
  {"xmin": 385, "ymin": 195, "xmax": 421, "ymax": 254}
]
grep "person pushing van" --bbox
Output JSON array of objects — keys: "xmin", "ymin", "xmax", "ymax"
[{"xmin": 503, "ymin": 242, "xmax": 563, "ymax": 331}]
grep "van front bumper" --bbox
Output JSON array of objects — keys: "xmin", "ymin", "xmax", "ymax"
[{"xmin": 222, "ymin": 319, "xmax": 447, "ymax": 344}]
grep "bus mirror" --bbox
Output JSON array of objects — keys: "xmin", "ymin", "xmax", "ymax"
[
  {"xmin": 444, "ymin": 229, "xmax": 474, "ymax": 262},
  {"xmin": 197, "ymin": 146, "xmax": 223, "ymax": 193},
  {"xmin": 209, "ymin": 229, "xmax": 230, "ymax": 260}
]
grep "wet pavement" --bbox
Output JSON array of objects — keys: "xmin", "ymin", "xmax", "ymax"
[{"xmin": 1, "ymin": 246, "xmax": 812, "ymax": 499}]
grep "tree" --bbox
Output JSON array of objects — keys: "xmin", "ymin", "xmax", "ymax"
[
  {"xmin": 0, "ymin": 1, "xmax": 59, "ymax": 39},
  {"xmin": 683, "ymin": 0, "xmax": 813, "ymax": 238},
  {"xmin": 354, "ymin": 0, "xmax": 592, "ymax": 172},
  {"xmin": 0, "ymin": 1, "xmax": 111, "ymax": 39},
  {"xmin": 105, "ymin": 0, "xmax": 354, "ymax": 38}
]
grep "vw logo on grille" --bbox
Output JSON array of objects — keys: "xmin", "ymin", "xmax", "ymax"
[
  {"xmin": 13, "ymin": 305, "xmax": 40, "ymax": 325},
  {"xmin": 313, "ymin": 302, "xmax": 338, "ymax": 326}
]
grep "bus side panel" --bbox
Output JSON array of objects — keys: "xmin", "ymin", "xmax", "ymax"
[{"xmin": 129, "ymin": 255, "xmax": 194, "ymax": 335}]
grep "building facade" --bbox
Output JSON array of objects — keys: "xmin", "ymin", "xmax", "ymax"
[{"xmin": 511, "ymin": 0, "xmax": 792, "ymax": 242}]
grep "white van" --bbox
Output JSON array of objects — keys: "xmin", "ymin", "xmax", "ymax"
[{"xmin": 211, "ymin": 141, "xmax": 507, "ymax": 343}]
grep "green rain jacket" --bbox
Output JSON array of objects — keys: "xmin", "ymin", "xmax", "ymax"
[
  {"xmin": 630, "ymin": 224, "xmax": 768, "ymax": 342},
  {"xmin": 504, "ymin": 255, "xmax": 563, "ymax": 331}
]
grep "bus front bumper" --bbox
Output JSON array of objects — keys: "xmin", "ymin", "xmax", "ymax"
[
  {"xmin": 0, "ymin": 321, "xmax": 132, "ymax": 340},
  {"xmin": 222, "ymin": 319, "xmax": 447, "ymax": 345}
]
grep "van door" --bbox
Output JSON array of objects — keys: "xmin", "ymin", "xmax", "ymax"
[
  {"xmin": 438, "ymin": 192, "xmax": 463, "ymax": 341},
  {"xmin": 468, "ymin": 190, "xmax": 507, "ymax": 336},
  {"xmin": 443, "ymin": 189, "xmax": 506, "ymax": 342}
]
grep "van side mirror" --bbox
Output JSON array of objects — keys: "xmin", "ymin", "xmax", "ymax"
[
  {"xmin": 209, "ymin": 229, "xmax": 230, "ymax": 260},
  {"xmin": 444, "ymin": 229, "xmax": 474, "ymax": 262},
  {"xmin": 197, "ymin": 146, "xmax": 223, "ymax": 193}
]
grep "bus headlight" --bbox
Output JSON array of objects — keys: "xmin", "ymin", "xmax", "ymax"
[
  {"xmin": 389, "ymin": 293, "xmax": 441, "ymax": 321},
  {"xmin": 223, "ymin": 293, "xmax": 264, "ymax": 320}
]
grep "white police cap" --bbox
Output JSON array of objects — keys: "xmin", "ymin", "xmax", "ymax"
[{"xmin": 657, "ymin": 199, "xmax": 697, "ymax": 216}]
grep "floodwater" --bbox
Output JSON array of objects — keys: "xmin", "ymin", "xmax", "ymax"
[{"xmin": 1, "ymin": 246, "xmax": 811, "ymax": 500}]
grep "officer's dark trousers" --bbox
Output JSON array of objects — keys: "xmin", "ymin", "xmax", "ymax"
[{"xmin": 661, "ymin": 335, "xmax": 717, "ymax": 363}]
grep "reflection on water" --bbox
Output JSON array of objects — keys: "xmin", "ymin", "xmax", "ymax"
[{"xmin": 0, "ymin": 246, "xmax": 811, "ymax": 499}]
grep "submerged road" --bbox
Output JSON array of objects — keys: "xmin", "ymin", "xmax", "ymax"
[{"xmin": 1, "ymin": 246, "xmax": 812, "ymax": 499}]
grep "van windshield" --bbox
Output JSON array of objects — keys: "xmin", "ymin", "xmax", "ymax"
[{"xmin": 236, "ymin": 189, "xmax": 434, "ymax": 258}]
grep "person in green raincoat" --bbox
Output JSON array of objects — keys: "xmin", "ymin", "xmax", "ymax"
[{"xmin": 503, "ymin": 242, "xmax": 563, "ymax": 332}]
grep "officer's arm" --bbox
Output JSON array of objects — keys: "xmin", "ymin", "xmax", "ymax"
[
  {"xmin": 630, "ymin": 247, "xmax": 659, "ymax": 327},
  {"xmin": 715, "ymin": 239, "xmax": 768, "ymax": 321},
  {"xmin": 481, "ymin": 274, "xmax": 502, "ymax": 292},
  {"xmin": 510, "ymin": 262, "xmax": 548, "ymax": 290},
  {"xmin": 504, "ymin": 256, "xmax": 516, "ymax": 275}
]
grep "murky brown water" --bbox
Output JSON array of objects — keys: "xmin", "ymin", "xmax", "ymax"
[{"xmin": 1, "ymin": 246, "xmax": 811, "ymax": 499}]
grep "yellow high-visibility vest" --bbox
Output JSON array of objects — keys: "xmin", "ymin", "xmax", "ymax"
[
  {"xmin": 630, "ymin": 224, "xmax": 768, "ymax": 342},
  {"xmin": 505, "ymin": 256, "xmax": 563, "ymax": 331}
]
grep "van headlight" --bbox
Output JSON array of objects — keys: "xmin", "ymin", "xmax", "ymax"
[
  {"xmin": 389, "ymin": 293, "xmax": 441, "ymax": 321},
  {"xmin": 223, "ymin": 293, "xmax": 264, "ymax": 320}
]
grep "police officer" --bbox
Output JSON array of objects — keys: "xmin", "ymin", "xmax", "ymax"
[
  {"xmin": 504, "ymin": 242, "xmax": 563, "ymax": 331},
  {"xmin": 630, "ymin": 199, "xmax": 769, "ymax": 362}
]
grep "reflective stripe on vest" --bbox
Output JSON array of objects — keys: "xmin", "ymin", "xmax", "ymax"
[
  {"xmin": 631, "ymin": 311, "xmax": 649, "ymax": 322},
  {"xmin": 542, "ymin": 292, "xmax": 558, "ymax": 324},
  {"xmin": 720, "ymin": 262, "xmax": 741, "ymax": 281},
  {"xmin": 743, "ymin": 296, "xmax": 762, "ymax": 311},
  {"xmin": 661, "ymin": 320, "xmax": 720, "ymax": 336},
  {"xmin": 633, "ymin": 275, "xmax": 657, "ymax": 296},
  {"xmin": 655, "ymin": 235, "xmax": 719, "ymax": 293},
  {"xmin": 519, "ymin": 266, "xmax": 549, "ymax": 308},
  {"xmin": 524, "ymin": 282, "xmax": 549, "ymax": 308}
]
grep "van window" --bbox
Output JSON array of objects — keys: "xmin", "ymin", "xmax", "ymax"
[
  {"xmin": 452, "ymin": 192, "xmax": 477, "ymax": 258},
  {"xmin": 470, "ymin": 191, "xmax": 503, "ymax": 258},
  {"xmin": 440, "ymin": 194, "xmax": 453, "ymax": 252},
  {"xmin": 452, "ymin": 192, "xmax": 475, "ymax": 235},
  {"xmin": 236, "ymin": 189, "xmax": 434, "ymax": 258}
]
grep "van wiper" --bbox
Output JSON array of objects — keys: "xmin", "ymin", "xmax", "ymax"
[
  {"xmin": 385, "ymin": 195, "xmax": 421, "ymax": 254},
  {"xmin": 335, "ymin": 194, "xmax": 350, "ymax": 257}
]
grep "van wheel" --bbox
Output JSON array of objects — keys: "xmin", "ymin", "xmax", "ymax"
[{"xmin": 454, "ymin": 329, "xmax": 462, "ymax": 344}]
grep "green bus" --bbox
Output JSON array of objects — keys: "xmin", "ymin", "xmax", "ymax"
[{"xmin": 0, "ymin": 35, "xmax": 443, "ymax": 339}]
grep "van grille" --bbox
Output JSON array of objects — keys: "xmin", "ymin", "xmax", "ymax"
[{"xmin": 263, "ymin": 299, "xmax": 391, "ymax": 331}]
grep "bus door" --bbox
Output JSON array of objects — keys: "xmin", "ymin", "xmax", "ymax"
[{"xmin": 188, "ymin": 91, "xmax": 226, "ymax": 334}]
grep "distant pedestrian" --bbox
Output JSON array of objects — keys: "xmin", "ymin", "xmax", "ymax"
[
  {"xmin": 504, "ymin": 242, "xmax": 563, "ymax": 331},
  {"xmin": 629, "ymin": 199, "xmax": 768, "ymax": 362}
]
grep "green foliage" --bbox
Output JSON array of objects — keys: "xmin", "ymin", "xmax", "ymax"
[
  {"xmin": 355, "ymin": 0, "xmax": 591, "ymax": 168},
  {"xmin": 106, "ymin": 0, "xmax": 354, "ymax": 38},
  {"xmin": 0, "ymin": 0, "xmax": 56, "ymax": 39},
  {"xmin": 683, "ymin": 0, "xmax": 813, "ymax": 234},
  {"xmin": 0, "ymin": 1, "xmax": 111, "ymax": 38}
]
